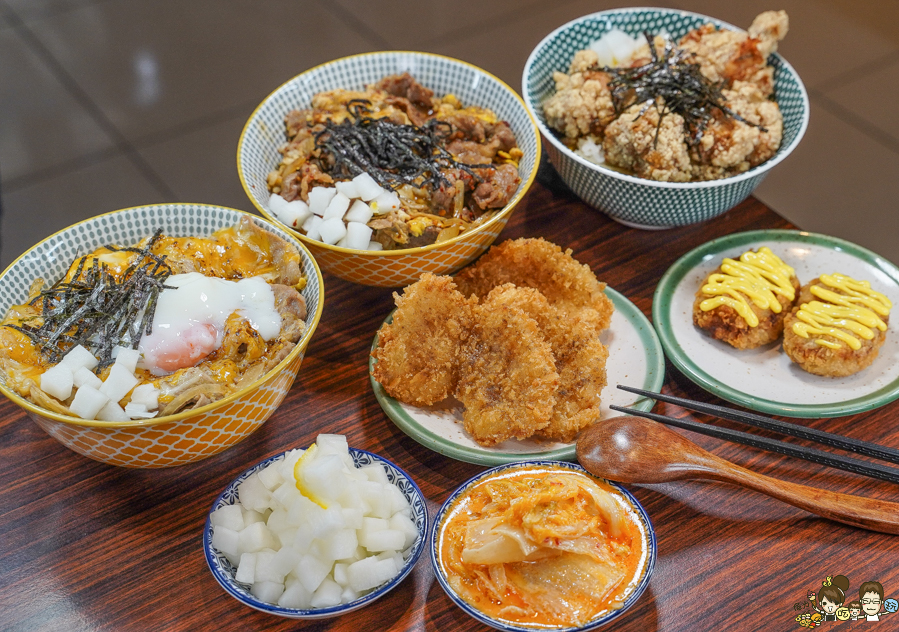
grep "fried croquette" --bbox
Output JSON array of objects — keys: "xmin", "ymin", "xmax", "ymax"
[
  {"xmin": 693, "ymin": 247, "xmax": 800, "ymax": 349},
  {"xmin": 783, "ymin": 275, "xmax": 891, "ymax": 377},
  {"xmin": 454, "ymin": 237, "xmax": 614, "ymax": 329},
  {"xmin": 371, "ymin": 273, "xmax": 472, "ymax": 405},
  {"xmin": 455, "ymin": 296, "xmax": 559, "ymax": 446},
  {"xmin": 484, "ymin": 285, "xmax": 609, "ymax": 442}
]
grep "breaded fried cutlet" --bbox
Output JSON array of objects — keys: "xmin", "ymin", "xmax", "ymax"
[
  {"xmin": 455, "ymin": 296, "xmax": 559, "ymax": 447},
  {"xmin": 454, "ymin": 237, "xmax": 614, "ymax": 329},
  {"xmin": 783, "ymin": 274, "xmax": 892, "ymax": 377},
  {"xmin": 485, "ymin": 285, "xmax": 609, "ymax": 442},
  {"xmin": 371, "ymin": 273, "xmax": 472, "ymax": 405},
  {"xmin": 693, "ymin": 246, "xmax": 799, "ymax": 349}
]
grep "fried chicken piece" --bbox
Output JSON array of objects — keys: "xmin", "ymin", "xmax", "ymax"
[
  {"xmin": 602, "ymin": 101, "xmax": 693, "ymax": 182},
  {"xmin": 372, "ymin": 273, "xmax": 472, "ymax": 405},
  {"xmin": 783, "ymin": 277, "xmax": 890, "ymax": 377},
  {"xmin": 678, "ymin": 10, "xmax": 789, "ymax": 97},
  {"xmin": 456, "ymin": 296, "xmax": 559, "ymax": 446},
  {"xmin": 454, "ymin": 238, "xmax": 614, "ymax": 329},
  {"xmin": 485, "ymin": 285, "xmax": 609, "ymax": 442},
  {"xmin": 543, "ymin": 50, "xmax": 616, "ymax": 140}
]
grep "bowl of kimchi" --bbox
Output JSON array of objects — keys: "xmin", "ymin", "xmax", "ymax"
[
  {"xmin": 0, "ymin": 204, "xmax": 324, "ymax": 468},
  {"xmin": 431, "ymin": 461, "xmax": 655, "ymax": 631},
  {"xmin": 238, "ymin": 51, "xmax": 541, "ymax": 287}
]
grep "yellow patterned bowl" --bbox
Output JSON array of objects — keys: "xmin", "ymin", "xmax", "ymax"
[
  {"xmin": 0, "ymin": 204, "xmax": 324, "ymax": 468},
  {"xmin": 237, "ymin": 51, "xmax": 541, "ymax": 287}
]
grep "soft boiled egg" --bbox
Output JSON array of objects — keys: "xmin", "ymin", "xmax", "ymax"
[{"xmin": 138, "ymin": 273, "xmax": 282, "ymax": 376}]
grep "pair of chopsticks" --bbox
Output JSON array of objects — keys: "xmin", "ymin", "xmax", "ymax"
[{"xmin": 610, "ymin": 385, "xmax": 899, "ymax": 485}]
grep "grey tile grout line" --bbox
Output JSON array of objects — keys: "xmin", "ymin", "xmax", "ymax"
[
  {"xmin": 3, "ymin": 6, "xmax": 178, "ymax": 201},
  {"xmin": 810, "ymin": 49, "xmax": 899, "ymax": 93},
  {"xmin": 807, "ymin": 87, "xmax": 899, "ymax": 157},
  {"xmin": 2, "ymin": 99, "xmax": 262, "ymax": 194}
]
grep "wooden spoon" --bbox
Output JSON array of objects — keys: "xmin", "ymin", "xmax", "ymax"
[{"xmin": 576, "ymin": 415, "xmax": 899, "ymax": 535}]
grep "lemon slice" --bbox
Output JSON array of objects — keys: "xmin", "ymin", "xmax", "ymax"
[{"xmin": 293, "ymin": 443, "xmax": 328, "ymax": 509}]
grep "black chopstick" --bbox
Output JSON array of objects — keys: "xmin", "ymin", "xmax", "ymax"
[
  {"xmin": 617, "ymin": 385, "xmax": 899, "ymax": 466},
  {"xmin": 608, "ymin": 404, "xmax": 899, "ymax": 486}
]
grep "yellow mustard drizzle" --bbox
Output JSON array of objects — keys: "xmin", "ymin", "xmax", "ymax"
[
  {"xmin": 791, "ymin": 273, "xmax": 892, "ymax": 350},
  {"xmin": 699, "ymin": 247, "xmax": 795, "ymax": 327}
]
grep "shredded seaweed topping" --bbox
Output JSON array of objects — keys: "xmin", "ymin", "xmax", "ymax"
[
  {"xmin": 6, "ymin": 230, "xmax": 174, "ymax": 370},
  {"xmin": 313, "ymin": 99, "xmax": 492, "ymax": 191},
  {"xmin": 597, "ymin": 33, "xmax": 765, "ymax": 147}
]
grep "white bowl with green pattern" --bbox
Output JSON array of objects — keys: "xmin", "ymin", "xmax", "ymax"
[{"xmin": 523, "ymin": 8, "xmax": 809, "ymax": 229}]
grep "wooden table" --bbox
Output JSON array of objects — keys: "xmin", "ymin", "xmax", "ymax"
[{"xmin": 3, "ymin": 164, "xmax": 898, "ymax": 632}]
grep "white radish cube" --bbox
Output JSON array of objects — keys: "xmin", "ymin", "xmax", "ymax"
[
  {"xmin": 389, "ymin": 513, "xmax": 419, "ymax": 550},
  {"xmin": 72, "ymin": 366, "xmax": 102, "ymax": 390},
  {"xmin": 295, "ymin": 553, "xmax": 331, "ymax": 593},
  {"xmin": 367, "ymin": 241, "xmax": 383, "ymax": 251},
  {"xmin": 344, "ymin": 200, "xmax": 373, "ymax": 224},
  {"xmin": 301, "ymin": 455, "xmax": 348, "ymax": 502},
  {"xmin": 371, "ymin": 191, "xmax": 401, "ymax": 214},
  {"xmin": 307, "ymin": 506, "xmax": 346, "ymax": 539},
  {"xmin": 285, "ymin": 200, "xmax": 313, "ymax": 228},
  {"xmin": 341, "ymin": 586, "xmax": 360, "ymax": 603},
  {"xmin": 269, "ymin": 193, "xmax": 290, "ymax": 219},
  {"xmin": 99, "ymin": 363, "xmax": 139, "ymax": 403},
  {"xmin": 129, "ymin": 383, "xmax": 159, "ymax": 410},
  {"xmin": 333, "ymin": 563, "xmax": 349, "ymax": 587},
  {"xmin": 277, "ymin": 528, "xmax": 297, "ymax": 549},
  {"xmin": 320, "ymin": 529, "xmax": 358, "ymax": 561},
  {"xmin": 69, "ymin": 384, "xmax": 110, "ymax": 420},
  {"xmin": 113, "ymin": 346, "xmax": 140, "ymax": 373},
  {"xmin": 362, "ymin": 517, "xmax": 388, "ymax": 533},
  {"xmin": 99, "ymin": 401, "xmax": 129, "ymax": 422},
  {"xmin": 317, "ymin": 217, "xmax": 347, "ymax": 246},
  {"xmin": 335, "ymin": 236, "xmax": 349, "ymax": 248},
  {"xmin": 353, "ymin": 172, "xmax": 383, "ymax": 201},
  {"xmin": 273, "ymin": 547, "xmax": 302, "ymax": 579},
  {"xmin": 345, "ymin": 222, "xmax": 373, "ymax": 250},
  {"xmin": 211, "ymin": 504, "xmax": 245, "ymax": 532},
  {"xmin": 255, "ymin": 551, "xmax": 284, "ymax": 583},
  {"xmin": 250, "ymin": 581, "xmax": 284, "ymax": 604},
  {"xmin": 279, "ymin": 450, "xmax": 304, "ymax": 480},
  {"xmin": 310, "ymin": 578, "xmax": 342, "ymax": 608},
  {"xmin": 347, "ymin": 556, "xmax": 397, "ymax": 592},
  {"xmin": 335, "ymin": 180, "xmax": 360, "ymax": 199},
  {"xmin": 315, "ymin": 434, "xmax": 349, "ymax": 458},
  {"xmin": 287, "ymin": 494, "xmax": 321, "ymax": 527},
  {"xmin": 359, "ymin": 528, "xmax": 405, "ymax": 553},
  {"xmin": 292, "ymin": 523, "xmax": 315, "ymax": 553},
  {"xmin": 302, "ymin": 215, "xmax": 323, "ymax": 241},
  {"xmin": 61, "ymin": 345, "xmax": 99, "ymax": 372},
  {"xmin": 257, "ymin": 463, "xmax": 284, "ymax": 490},
  {"xmin": 243, "ymin": 509, "xmax": 266, "ymax": 525},
  {"xmin": 238, "ymin": 474, "xmax": 272, "ymax": 512},
  {"xmin": 277, "ymin": 581, "xmax": 312, "ymax": 609},
  {"xmin": 239, "ymin": 521, "xmax": 278, "ymax": 553},
  {"xmin": 360, "ymin": 464, "xmax": 390, "ymax": 486},
  {"xmin": 322, "ymin": 192, "xmax": 350, "ymax": 221},
  {"xmin": 360, "ymin": 481, "xmax": 392, "ymax": 519},
  {"xmin": 308, "ymin": 187, "xmax": 337, "ymax": 216},
  {"xmin": 385, "ymin": 484, "xmax": 411, "ymax": 514},
  {"xmin": 341, "ymin": 507, "xmax": 364, "ymax": 530},
  {"xmin": 40, "ymin": 364, "xmax": 74, "ymax": 401},
  {"xmin": 235, "ymin": 552, "xmax": 256, "ymax": 584},
  {"xmin": 272, "ymin": 481, "xmax": 300, "ymax": 508},
  {"xmin": 124, "ymin": 402, "xmax": 157, "ymax": 419},
  {"xmin": 267, "ymin": 509, "xmax": 289, "ymax": 533},
  {"xmin": 211, "ymin": 526, "xmax": 241, "ymax": 564}
]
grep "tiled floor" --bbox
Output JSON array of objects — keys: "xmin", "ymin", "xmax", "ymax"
[{"xmin": 1, "ymin": 0, "xmax": 897, "ymax": 269}]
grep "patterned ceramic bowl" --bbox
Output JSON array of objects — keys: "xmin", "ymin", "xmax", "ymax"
[
  {"xmin": 204, "ymin": 447, "xmax": 428, "ymax": 619},
  {"xmin": 238, "ymin": 51, "xmax": 541, "ymax": 287},
  {"xmin": 523, "ymin": 8, "xmax": 809, "ymax": 228},
  {"xmin": 0, "ymin": 204, "xmax": 324, "ymax": 468},
  {"xmin": 432, "ymin": 461, "xmax": 656, "ymax": 631}
]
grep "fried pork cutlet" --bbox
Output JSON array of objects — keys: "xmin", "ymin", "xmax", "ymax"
[
  {"xmin": 783, "ymin": 275, "xmax": 891, "ymax": 377},
  {"xmin": 454, "ymin": 238, "xmax": 614, "ymax": 329},
  {"xmin": 693, "ymin": 247, "xmax": 799, "ymax": 349},
  {"xmin": 485, "ymin": 285, "xmax": 609, "ymax": 442},
  {"xmin": 455, "ymin": 296, "xmax": 559, "ymax": 447},
  {"xmin": 372, "ymin": 273, "xmax": 472, "ymax": 405}
]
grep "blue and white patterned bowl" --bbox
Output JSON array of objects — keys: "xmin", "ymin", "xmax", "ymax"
[
  {"xmin": 523, "ymin": 8, "xmax": 809, "ymax": 229},
  {"xmin": 204, "ymin": 447, "xmax": 428, "ymax": 619},
  {"xmin": 431, "ymin": 460, "xmax": 656, "ymax": 631},
  {"xmin": 238, "ymin": 51, "xmax": 541, "ymax": 287}
]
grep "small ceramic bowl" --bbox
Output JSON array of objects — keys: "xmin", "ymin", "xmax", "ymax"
[
  {"xmin": 204, "ymin": 447, "xmax": 428, "ymax": 619},
  {"xmin": 523, "ymin": 8, "xmax": 809, "ymax": 228},
  {"xmin": 238, "ymin": 51, "xmax": 541, "ymax": 287},
  {"xmin": 0, "ymin": 204, "xmax": 324, "ymax": 468},
  {"xmin": 431, "ymin": 460, "xmax": 656, "ymax": 631}
]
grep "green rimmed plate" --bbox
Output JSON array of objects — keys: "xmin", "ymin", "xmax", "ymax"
[
  {"xmin": 369, "ymin": 288, "xmax": 665, "ymax": 465},
  {"xmin": 653, "ymin": 230, "xmax": 899, "ymax": 417}
]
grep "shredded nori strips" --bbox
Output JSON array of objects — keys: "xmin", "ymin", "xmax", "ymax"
[
  {"xmin": 313, "ymin": 99, "xmax": 492, "ymax": 191},
  {"xmin": 597, "ymin": 32, "xmax": 765, "ymax": 148},
  {"xmin": 6, "ymin": 229, "xmax": 174, "ymax": 370}
]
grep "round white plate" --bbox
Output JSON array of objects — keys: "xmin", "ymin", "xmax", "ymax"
[{"xmin": 653, "ymin": 230, "xmax": 899, "ymax": 417}]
